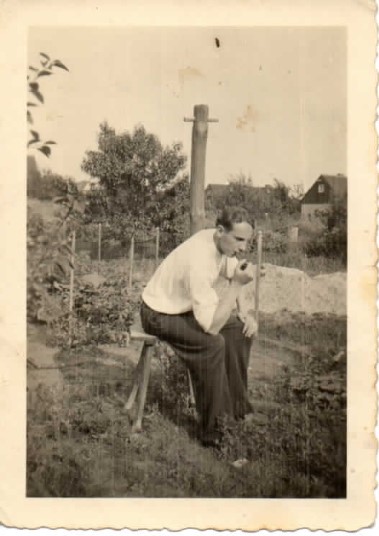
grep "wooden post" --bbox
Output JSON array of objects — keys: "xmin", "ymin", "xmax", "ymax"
[
  {"xmin": 98, "ymin": 223, "xmax": 102, "ymax": 265},
  {"xmin": 288, "ymin": 225, "xmax": 299, "ymax": 243},
  {"xmin": 155, "ymin": 227, "xmax": 160, "ymax": 269},
  {"xmin": 128, "ymin": 234, "xmax": 135, "ymax": 290},
  {"xmin": 68, "ymin": 230, "xmax": 76, "ymax": 348},
  {"xmin": 254, "ymin": 230, "xmax": 263, "ymax": 328},
  {"xmin": 184, "ymin": 105, "xmax": 218, "ymax": 235},
  {"xmin": 183, "ymin": 105, "xmax": 218, "ymax": 405}
]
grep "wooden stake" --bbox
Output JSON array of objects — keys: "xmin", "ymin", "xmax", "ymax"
[
  {"xmin": 128, "ymin": 234, "xmax": 135, "ymax": 290},
  {"xmin": 184, "ymin": 105, "xmax": 218, "ymax": 235},
  {"xmin": 254, "ymin": 230, "xmax": 263, "ymax": 328},
  {"xmin": 98, "ymin": 222, "xmax": 102, "ymax": 267},
  {"xmin": 155, "ymin": 227, "xmax": 160, "ymax": 269},
  {"xmin": 68, "ymin": 230, "xmax": 76, "ymax": 348}
]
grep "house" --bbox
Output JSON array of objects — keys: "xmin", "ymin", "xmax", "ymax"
[
  {"xmin": 301, "ymin": 174, "xmax": 347, "ymax": 221},
  {"xmin": 205, "ymin": 183, "xmax": 228, "ymax": 201}
]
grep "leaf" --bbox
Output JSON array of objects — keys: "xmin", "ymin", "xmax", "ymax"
[
  {"xmin": 27, "ymin": 110, "xmax": 33, "ymax": 124},
  {"xmin": 30, "ymin": 129, "xmax": 40, "ymax": 141},
  {"xmin": 38, "ymin": 145, "xmax": 51, "ymax": 157},
  {"xmin": 29, "ymin": 82, "xmax": 39, "ymax": 91},
  {"xmin": 44, "ymin": 140, "xmax": 57, "ymax": 145},
  {"xmin": 30, "ymin": 89, "xmax": 44, "ymax": 104},
  {"xmin": 28, "ymin": 138, "xmax": 39, "ymax": 147},
  {"xmin": 27, "ymin": 102, "xmax": 37, "ymax": 107},
  {"xmin": 29, "ymin": 66, "xmax": 39, "ymax": 72},
  {"xmin": 55, "ymin": 262, "xmax": 67, "ymax": 276},
  {"xmin": 37, "ymin": 69, "xmax": 53, "ymax": 78},
  {"xmin": 40, "ymin": 53, "xmax": 50, "ymax": 66},
  {"xmin": 52, "ymin": 59, "xmax": 69, "ymax": 72}
]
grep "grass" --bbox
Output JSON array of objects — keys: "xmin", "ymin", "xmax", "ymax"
[{"xmin": 27, "ymin": 310, "xmax": 346, "ymax": 498}]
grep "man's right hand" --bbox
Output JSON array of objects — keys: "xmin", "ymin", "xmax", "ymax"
[{"xmin": 232, "ymin": 260, "xmax": 255, "ymax": 285}]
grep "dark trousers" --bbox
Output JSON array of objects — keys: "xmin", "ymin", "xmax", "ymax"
[{"xmin": 140, "ymin": 301, "xmax": 253, "ymax": 440}]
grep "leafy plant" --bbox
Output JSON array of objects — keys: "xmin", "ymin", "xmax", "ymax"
[
  {"xmin": 301, "ymin": 202, "xmax": 347, "ymax": 264},
  {"xmin": 27, "ymin": 52, "xmax": 69, "ymax": 157}
]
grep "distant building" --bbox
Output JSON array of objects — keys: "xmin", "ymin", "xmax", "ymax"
[
  {"xmin": 206, "ymin": 183, "xmax": 275, "ymax": 208},
  {"xmin": 205, "ymin": 183, "xmax": 228, "ymax": 201},
  {"xmin": 301, "ymin": 174, "xmax": 347, "ymax": 221}
]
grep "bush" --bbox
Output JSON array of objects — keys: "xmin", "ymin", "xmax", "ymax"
[
  {"xmin": 259, "ymin": 229, "xmax": 288, "ymax": 254},
  {"xmin": 301, "ymin": 204, "xmax": 347, "ymax": 264},
  {"xmin": 27, "ymin": 212, "xmax": 72, "ymax": 324}
]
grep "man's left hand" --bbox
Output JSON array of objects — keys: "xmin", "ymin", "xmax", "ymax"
[{"xmin": 242, "ymin": 314, "xmax": 258, "ymax": 338}]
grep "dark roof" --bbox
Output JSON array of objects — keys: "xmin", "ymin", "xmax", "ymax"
[
  {"xmin": 320, "ymin": 174, "xmax": 347, "ymax": 198},
  {"xmin": 301, "ymin": 174, "xmax": 347, "ymax": 204},
  {"xmin": 206, "ymin": 184, "xmax": 228, "ymax": 196}
]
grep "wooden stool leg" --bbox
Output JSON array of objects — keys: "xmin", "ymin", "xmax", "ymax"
[
  {"xmin": 133, "ymin": 344, "xmax": 153, "ymax": 432},
  {"xmin": 125, "ymin": 345, "xmax": 145, "ymax": 411},
  {"xmin": 187, "ymin": 369, "xmax": 196, "ymax": 407}
]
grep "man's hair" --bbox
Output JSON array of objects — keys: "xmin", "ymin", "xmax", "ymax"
[{"xmin": 215, "ymin": 206, "xmax": 255, "ymax": 232}]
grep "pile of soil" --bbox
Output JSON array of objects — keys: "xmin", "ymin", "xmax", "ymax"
[{"xmin": 236, "ymin": 264, "xmax": 346, "ymax": 316}]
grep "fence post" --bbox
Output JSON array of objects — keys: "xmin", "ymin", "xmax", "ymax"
[
  {"xmin": 128, "ymin": 234, "xmax": 135, "ymax": 291},
  {"xmin": 155, "ymin": 227, "xmax": 160, "ymax": 269},
  {"xmin": 254, "ymin": 230, "xmax": 263, "ymax": 329},
  {"xmin": 68, "ymin": 230, "xmax": 76, "ymax": 348},
  {"xmin": 288, "ymin": 225, "xmax": 299, "ymax": 244},
  {"xmin": 98, "ymin": 223, "xmax": 102, "ymax": 267}
]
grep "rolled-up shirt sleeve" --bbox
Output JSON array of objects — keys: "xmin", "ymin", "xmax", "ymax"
[{"xmin": 187, "ymin": 259, "xmax": 220, "ymax": 333}]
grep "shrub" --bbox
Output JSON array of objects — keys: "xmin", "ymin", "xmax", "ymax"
[
  {"xmin": 27, "ymin": 212, "xmax": 72, "ymax": 323},
  {"xmin": 259, "ymin": 229, "xmax": 288, "ymax": 254},
  {"xmin": 300, "ymin": 204, "xmax": 347, "ymax": 264}
]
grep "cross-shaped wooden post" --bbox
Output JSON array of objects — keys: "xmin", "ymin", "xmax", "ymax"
[{"xmin": 184, "ymin": 105, "xmax": 218, "ymax": 235}]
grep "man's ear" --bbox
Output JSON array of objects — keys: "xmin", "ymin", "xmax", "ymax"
[{"xmin": 216, "ymin": 224, "xmax": 225, "ymax": 236}]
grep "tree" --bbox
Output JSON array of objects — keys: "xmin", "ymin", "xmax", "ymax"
[
  {"xmin": 152, "ymin": 175, "xmax": 190, "ymax": 254},
  {"xmin": 82, "ymin": 122, "xmax": 187, "ymax": 237},
  {"xmin": 27, "ymin": 52, "xmax": 69, "ymax": 157},
  {"xmin": 27, "ymin": 165, "xmax": 79, "ymax": 200}
]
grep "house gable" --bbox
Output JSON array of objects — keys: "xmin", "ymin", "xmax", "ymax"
[
  {"xmin": 302, "ymin": 176, "xmax": 333, "ymax": 205},
  {"xmin": 302, "ymin": 174, "xmax": 347, "ymax": 206}
]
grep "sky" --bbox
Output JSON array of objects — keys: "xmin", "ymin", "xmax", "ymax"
[{"xmin": 28, "ymin": 26, "xmax": 346, "ymax": 190}]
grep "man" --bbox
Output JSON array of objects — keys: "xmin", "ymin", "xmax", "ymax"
[{"xmin": 141, "ymin": 206, "xmax": 257, "ymax": 447}]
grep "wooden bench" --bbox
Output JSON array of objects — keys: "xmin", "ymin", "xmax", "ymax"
[{"xmin": 125, "ymin": 327, "xmax": 196, "ymax": 432}]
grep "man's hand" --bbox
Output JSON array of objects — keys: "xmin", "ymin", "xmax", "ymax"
[
  {"xmin": 232, "ymin": 260, "xmax": 255, "ymax": 285},
  {"xmin": 242, "ymin": 314, "xmax": 258, "ymax": 338}
]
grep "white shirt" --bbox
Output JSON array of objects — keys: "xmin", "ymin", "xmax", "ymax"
[{"xmin": 142, "ymin": 229, "xmax": 238, "ymax": 332}]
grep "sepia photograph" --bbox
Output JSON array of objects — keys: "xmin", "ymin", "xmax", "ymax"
[
  {"xmin": 0, "ymin": 0, "xmax": 376, "ymax": 531},
  {"xmin": 26, "ymin": 25, "xmax": 348, "ymax": 499}
]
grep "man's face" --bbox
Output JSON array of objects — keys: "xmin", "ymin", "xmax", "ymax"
[{"xmin": 216, "ymin": 222, "xmax": 254, "ymax": 257}]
